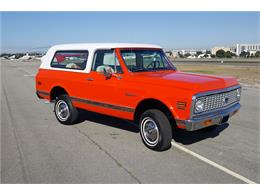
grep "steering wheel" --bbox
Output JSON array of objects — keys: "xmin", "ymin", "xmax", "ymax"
[{"xmin": 146, "ymin": 61, "xmax": 160, "ymax": 69}]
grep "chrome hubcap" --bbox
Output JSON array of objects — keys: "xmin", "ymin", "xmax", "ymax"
[
  {"xmin": 56, "ymin": 100, "xmax": 70, "ymax": 121},
  {"xmin": 141, "ymin": 117, "xmax": 159, "ymax": 146}
]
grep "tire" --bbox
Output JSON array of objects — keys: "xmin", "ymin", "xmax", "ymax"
[
  {"xmin": 54, "ymin": 94, "xmax": 79, "ymax": 125},
  {"xmin": 139, "ymin": 109, "xmax": 172, "ymax": 151}
]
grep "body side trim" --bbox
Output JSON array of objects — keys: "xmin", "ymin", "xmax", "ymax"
[
  {"xmin": 70, "ymin": 96, "xmax": 135, "ymax": 113},
  {"xmin": 37, "ymin": 90, "xmax": 50, "ymax": 96}
]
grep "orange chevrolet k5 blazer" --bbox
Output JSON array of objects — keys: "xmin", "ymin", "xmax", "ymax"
[{"xmin": 35, "ymin": 43, "xmax": 241, "ymax": 151}]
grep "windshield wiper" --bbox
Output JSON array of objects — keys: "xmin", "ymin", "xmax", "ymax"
[{"xmin": 132, "ymin": 67, "xmax": 175, "ymax": 72}]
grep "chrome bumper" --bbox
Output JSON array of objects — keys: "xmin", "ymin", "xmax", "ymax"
[{"xmin": 176, "ymin": 103, "xmax": 241, "ymax": 131}]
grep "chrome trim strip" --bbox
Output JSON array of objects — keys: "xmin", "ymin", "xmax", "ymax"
[
  {"xmin": 194, "ymin": 85, "xmax": 241, "ymax": 98},
  {"xmin": 71, "ymin": 96, "xmax": 135, "ymax": 113},
  {"xmin": 37, "ymin": 90, "xmax": 50, "ymax": 96},
  {"xmin": 190, "ymin": 85, "xmax": 241, "ymax": 118},
  {"xmin": 192, "ymin": 101, "xmax": 238, "ymax": 119}
]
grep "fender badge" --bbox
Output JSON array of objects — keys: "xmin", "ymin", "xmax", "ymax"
[{"xmin": 125, "ymin": 93, "xmax": 136, "ymax": 97}]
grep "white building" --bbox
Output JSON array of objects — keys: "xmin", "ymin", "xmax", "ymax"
[
  {"xmin": 232, "ymin": 43, "xmax": 260, "ymax": 56},
  {"xmin": 168, "ymin": 48, "xmax": 208, "ymax": 58}
]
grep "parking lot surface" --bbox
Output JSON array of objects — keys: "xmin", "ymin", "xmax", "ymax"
[{"xmin": 1, "ymin": 60, "xmax": 259, "ymax": 183}]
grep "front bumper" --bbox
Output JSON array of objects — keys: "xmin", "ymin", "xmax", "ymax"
[{"xmin": 176, "ymin": 103, "xmax": 241, "ymax": 131}]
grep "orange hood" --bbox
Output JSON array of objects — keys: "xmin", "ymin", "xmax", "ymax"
[{"xmin": 130, "ymin": 70, "xmax": 239, "ymax": 93}]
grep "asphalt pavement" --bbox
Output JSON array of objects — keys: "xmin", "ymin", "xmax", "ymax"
[{"xmin": 1, "ymin": 60, "xmax": 259, "ymax": 183}]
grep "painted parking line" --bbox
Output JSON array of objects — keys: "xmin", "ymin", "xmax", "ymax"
[
  {"xmin": 171, "ymin": 141, "xmax": 257, "ymax": 184},
  {"xmin": 23, "ymin": 74, "xmax": 35, "ymax": 77}
]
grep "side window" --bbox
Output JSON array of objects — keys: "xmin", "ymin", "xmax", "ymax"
[
  {"xmin": 92, "ymin": 50, "xmax": 122, "ymax": 73},
  {"xmin": 51, "ymin": 51, "xmax": 88, "ymax": 70}
]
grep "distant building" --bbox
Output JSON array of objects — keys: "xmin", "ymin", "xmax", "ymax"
[
  {"xmin": 184, "ymin": 49, "xmax": 198, "ymax": 55},
  {"xmin": 167, "ymin": 48, "xmax": 208, "ymax": 58},
  {"xmin": 168, "ymin": 49, "xmax": 181, "ymax": 58},
  {"xmin": 167, "ymin": 43, "xmax": 260, "ymax": 58},
  {"xmin": 231, "ymin": 43, "xmax": 260, "ymax": 56},
  {"xmin": 211, "ymin": 46, "xmax": 230, "ymax": 55}
]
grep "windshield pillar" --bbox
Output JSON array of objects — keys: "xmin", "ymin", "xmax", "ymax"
[{"xmin": 115, "ymin": 48, "xmax": 131, "ymax": 74}]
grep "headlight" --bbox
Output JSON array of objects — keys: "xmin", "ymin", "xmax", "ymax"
[
  {"xmin": 195, "ymin": 99, "xmax": 204, "ymax": 113},
  {"xmin": 236, "ymin": 88, "xmax": 241, "ymax": 100}
]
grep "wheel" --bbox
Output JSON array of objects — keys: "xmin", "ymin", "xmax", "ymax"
[
  {"xmin": 54, "ymin": 94, "xmax": 78, "ymax": 125},
  {"xmin": 139, "ymin": 109, "xmax": 172, "ymax": 151}
]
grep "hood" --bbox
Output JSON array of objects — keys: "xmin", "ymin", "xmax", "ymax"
[{"xmin": 132, "ymin": 70, "xmax": 239, "ymax": 93}]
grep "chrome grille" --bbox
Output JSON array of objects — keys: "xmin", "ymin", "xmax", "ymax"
[{"xmin": 197, "ymin": 89, "xmax": 239, "ymax": 112}]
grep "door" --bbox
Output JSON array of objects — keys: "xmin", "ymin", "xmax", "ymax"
[{"xmin": 80, "ymin": 49, "xmax": 126, "ymax": 116}]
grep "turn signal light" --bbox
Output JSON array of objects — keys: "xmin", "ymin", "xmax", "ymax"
[
  {"xmin": 176, "ymin": 101, "xmax": 186, "ymax": 110},
  {"xmin": 203, "ymin": 119, "xmax": 212, "ymax": 126}
]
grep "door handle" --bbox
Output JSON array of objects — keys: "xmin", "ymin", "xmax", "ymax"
[{"xmin": 86, "ymin": 77, "xmax": 94, "ymax": 81}]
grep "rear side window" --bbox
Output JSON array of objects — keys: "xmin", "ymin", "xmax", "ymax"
[{"xmin": 51, "ymin": 51, "xmax": 88, "ymax": 70}]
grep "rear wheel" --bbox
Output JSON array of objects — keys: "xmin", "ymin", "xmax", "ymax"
[
  {"xmin": 54, "ymin": 94, "xmax": 78, "ymax": 125},
  {"xmin": 139, "ymin": 109, "xmax": 172, "ymax": 151}
]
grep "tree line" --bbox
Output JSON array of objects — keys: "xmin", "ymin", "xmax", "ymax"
[{"xmin": 215, "ymin": 49, "xmax": 260, "ymax": 58}]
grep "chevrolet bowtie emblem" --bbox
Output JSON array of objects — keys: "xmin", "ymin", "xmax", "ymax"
[{"xmin": 223, "ymin": 97, "xmax": 229, "ymax": 104}]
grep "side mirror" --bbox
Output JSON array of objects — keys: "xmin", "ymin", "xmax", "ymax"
[{"xmin": 103, "ymin": 67, "xmax": 112, "ymax": 79}]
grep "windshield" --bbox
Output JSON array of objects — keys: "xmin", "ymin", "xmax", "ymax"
[{"xmin": 120, "ymin": 49, "xmax": 176, "ymax": 72}]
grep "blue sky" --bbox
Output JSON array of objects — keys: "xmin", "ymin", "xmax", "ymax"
[{"xmin": 1, "ymin": 12, "xmax": 259, "ymax": 52}]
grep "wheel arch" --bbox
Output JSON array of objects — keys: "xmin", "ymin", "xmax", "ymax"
[
  {"xmin": 50, "ymin": 86, "xmax": 69, "ymax": 101},
  {"xmin": 134, "ymin": 98, "xmax": 177, "ymax": 126}
]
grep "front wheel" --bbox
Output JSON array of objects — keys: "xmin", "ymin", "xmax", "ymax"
[
  {"xmin": 139, "ymin": 109, "xmax": 172, "ymax": 151},
  {"xmin": 54, "ymin": 94, "xmax": 78, "ymax": 125}
]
